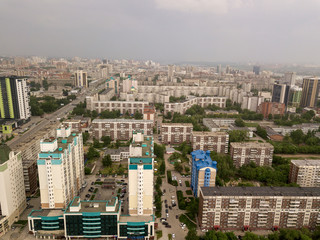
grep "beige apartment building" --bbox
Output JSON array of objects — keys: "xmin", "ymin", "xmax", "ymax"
[
  {"xmin": 199, "ymin": 187, "xmax": 320, "ymax": 231},
  {"xmin": 230, "ymin": 142, "xmax": 274, "ymax": 168},
  {"xmin": 92, "ymin": 119, "xmax": 153, "ymax": 140},
  {"xmin": 191, "ymin": 131, "xmax": 229, "ymax": 154},
  {"xmin": 289, "ymin": 160, "xmax": 320, "ymax": 187},
  {"xmin": 161, "ymin": 123, "xmax": 193, "ymax": 144}
]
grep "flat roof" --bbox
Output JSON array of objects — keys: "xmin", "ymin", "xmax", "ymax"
[
  {"xmin": 201, "ymin": 186, "xmax": 320, "ymax": 197},
  {"xmin": 119, "ymin": 215, "xmax": 154, "ymax": 223},
  {"xmin": 42, "ymin": 133, "xmax": 78, "ymax": 154},
  {"xmin": 66, "ymin": 198, "xmax": 118, "ymax": 213},
  {"xmin": 131, "ymin": 135, "xmax": 153, "ymax": 157},
  {"xmin": 291, "ymin": 159, "xmax": 320, "ymax": 166},
  {"xmin": 230, "ymin": 141, "xmax": 274, "ymax": 148},
  {"xmin": 192, "ymin": 131, "xmax": 228, "ymax": 136},
  {"xmin": 29, "ymin": 209, "xmax": 64, "ymax": 217},
  {"xmin": 93, "ymin": 119, "xmax": 153, "ymax": 123},
  {"xmin": 161, "ymin": 123, "xmax": 193, "ymax": 127}
]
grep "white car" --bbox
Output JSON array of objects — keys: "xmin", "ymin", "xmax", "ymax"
[
  {"xmin": 178, "ymin": 180, "xmax": 182, "ymax": 183},
  {"xmin": 172, "ymin": 233, "xmax": 175, "ymax": 239},
  {"xmin": 166, "ymin": 213, "xmax": 169, "ymax": 218}
]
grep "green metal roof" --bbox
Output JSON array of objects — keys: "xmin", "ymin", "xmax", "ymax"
[{"xmin": 0, "ymin": 144, "xmax": 11, "ymax": 164}]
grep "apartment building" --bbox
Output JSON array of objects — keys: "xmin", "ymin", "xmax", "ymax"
[
  {"xmin": 143, "ymin": 105, "xmax": 155, "ymax": 123},
  {"xmin": 128, "ymin": 132, "xmax": 154, "ymax": 216},
  {"xmin": 191, "ymin": 131, "xmax": 229, "ymax": 154},
  {"xmin": 257, "ymin": 102, "xmax": 286, "ymax": 118},
  {"xmin": 28, "ymin": 196, "xmax": 155, "ymax": 239},
  {"xmin": 289, "ymin": 160, "xmax": 320, "ymax": 187},
  {"xmin": 203, "ymin": 118, "xmax": 235, "ymax": 132},
  {"xmin": 37, "ymin": 126, "xmax": 84, "ymax": 209},
  {"xmin": 92, "ymin": 119, "xmax": 153, "ymax": 140},
  {"xmin": 199, "ymin": 187, "xmax": 320, "ymax": 231},
  {"xmin": 0, "ymin": 76, "xmax": 31, "ymax": 120},
  {"xmin": 230, "ymin": 142, "xmax": 274, "ymax": 168},
  {"xmin": 161, "ymin": 123, "xmax": 193, "ymax": 144},
  {"xmin": 74, "ymin": 70, "xmax": 88, "ymax": 88},
  {"xmin": 86, "ymin": 95, "xmax": 149, "ymax": 114},
  {"xmin": 0, "ymin": 145, "xmax": 26, "ymax": 237},
  {"xmin": 191, "ymin": 150, "xmax": 217, "ymax": 197},
  {"xmin": 164, "ymin": 96, "xmax": 227, "ymax": 115},
  {"xmin": 63, "ymin": 117, "xmax": 91, "ymax": 132}
]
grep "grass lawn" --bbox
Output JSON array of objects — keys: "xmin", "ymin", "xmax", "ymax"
[
  {"xmin": 168, "ymin": 234, "xmax": 172, "ymax": 240},
  {"xmin": 179, "ymin": 214, "xmax": 196, "ymax": 229},
  {"xmin": 186, "ymin": 190, "xmax": 193, "ymax": 195},
  {"xmin": 156, "ymin": 230, "xmax": 162, "ymax": 239},
  {"xmin": 185, "ymin": 181, "xmax": 190, "ymax": 187}
]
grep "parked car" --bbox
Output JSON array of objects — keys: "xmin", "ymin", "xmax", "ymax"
[
  {"xmin": 176, "ymin": 215, "xmax": 179, "ymax": 219},
  {"xmin": 169, "ymin": 206, "xmax": 172, "ymax": 210},
  {"xmin": 85, "ymin": 194, "xmax": 91, "ymax": 198},
  {"xmin": 165, "ymin": 225, "xmax": 171, "ymax": 228},
  {"xmin": 165, "ymin": 204, "xmax": 168, "ymax": 208},
  {"xmin": 165, "ymin": 209, "xmax": 169, "ymax": 213}
]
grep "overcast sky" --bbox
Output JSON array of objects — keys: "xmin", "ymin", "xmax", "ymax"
[{"xmin": 1, "ymin": 0, "xmax": 320, "ymax": 64}]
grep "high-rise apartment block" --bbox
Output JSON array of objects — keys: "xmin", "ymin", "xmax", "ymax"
[
  {"xmin": 253, "ymin": 65, "xmax": 260, "ymax": 75},
  {"xmin": 105, "ymin": 77, "xmax": 119, "ymax": 94},
  {"xmin": 271, "ymin": 83, "xmax": 290, "ymax": 105},
  {"xmin": 289, "ymin": 160, "xmax": 320, "ymax": 187},
  {"xmin": 288, "ymin": 86, "xmax": 302, "ymax": 107},
  {"xmin": 284, "ymin": 72, "xmax": 296, "ymax": 87},
  {"xmin": 168, "ymin": 65, "xmax": 174, "ymax": 82},
  {"xmin": 230, "ymin": 142, "xmax": 274, "ymax": 168},
  {"xmin": 74, "ymin": 70, "xmax": 88, "ymax": 88},
  {"xmin": 37, "ymin": 126, "xmax": 84, "ymax": 209},
  {"xmin": 0, "ymin": 77, "xmax": 30, "ymax": 120},
  {"xmin": 161, "ymin": 123, "xmax": 193, "ymax": 144},
  {"xmin": 191, "ymin": 131, "xmax": 229, "ymax": 154},
  {"xmin": 128, "ymin": 132, "xmax": 154, "ymax": 216},
  {"xmin": 191, "ymin": 150, "xmax": 217, "ymax": 197},
  {"xmin": 300, "ymin": 77, "xmax": 319, "ymax": 108},
  {"xmin": 92, "ymin": 119, "xmax": 153, "ymax": 140},
  {"xmin": 0, "ymin": 145, "xmax": 26, "ymax": 237},
  {"xmin": 199, "ymin": 187, "xmax": 320, "ymax": 231}
]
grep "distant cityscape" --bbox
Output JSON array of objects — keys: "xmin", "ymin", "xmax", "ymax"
[{"xmin": 0, "ymin": 55, "xmax": 320, "ymax": 240}]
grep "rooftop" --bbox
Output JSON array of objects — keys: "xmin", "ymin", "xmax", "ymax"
[
  {"xmin": 93, "ymin": 119, "xmax": 153, "ymax": 123},
  {"xmin": 0, "ymin": 144, "xmax": 11, "ymax": 164},
  {"xmin": 119, "ymin": 215, "xmax": 154, "ymax": 223},
  {"xmin": 41, "ymin": 133, "xmax": 79, "ymax": 155},
  {"xmin": 192, "ymin": 131, "xmax": 228, "ymax": 136},
  {"xmin": 291, "ymin": 159, "xmax": 320, "ymax": 167},
  {"xmin": 230, "ymin": 141, "xmax": 274, "ymax": 148},
  {"xmin": 161, "ymin": 123, "xmax": 193, "ymax": 127},
  {"xmin": 201, "ymin": 186, "xmax": 320, "ymax": 197},
  {"xmin": 65, "ymin": 197, "xmax": 119, "ymax": 213},
  {"xmin": 131, "ymin": 134, "xmax": 153, "ymax": 157},
  {"xmin": 29, "ymin": 209, "xmax": 64, "ymax": 217},
  {"xmin": 104, "ymin": 147, "xmax": 129, "ymax": 155}
]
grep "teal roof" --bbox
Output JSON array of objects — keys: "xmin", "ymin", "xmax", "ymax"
[{"xmin": 0, "ymin": 144, "xmax": 11, "ymax": 164}]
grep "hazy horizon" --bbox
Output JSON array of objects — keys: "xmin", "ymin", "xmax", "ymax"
[{"xmin": 1, "ymin": 0, "xmax": 320, "ymax": 64}]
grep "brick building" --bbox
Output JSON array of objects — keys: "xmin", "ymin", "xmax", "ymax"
[
  {"xmin": 92, "ymin": 119, "xmax": 153, "ymax": 140},
  {"xmin": 257, "ymin": 102, "xmax": 286, "ymax": 118},
  {"xmin": 191, "ymin": 131, "xmax": 229, "ymax": 154},
  {"xmin": 161, "ymin": 123, "xmax": 193, "ymax": 144},
  {"xmin": 289, "ymin": 160, "xmax": 320, "ymax": 187},
  {"xmin": 230, "ymin": 142, "xmax": 274, "ymax": 168},
  {"xmin": 199, "ymin": 187, "xmax": 320, "ymax": 231}
]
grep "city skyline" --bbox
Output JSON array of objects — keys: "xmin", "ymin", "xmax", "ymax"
[{"xmin": 1, "ymin": 0, "xmax": 320, "ymax": 63}]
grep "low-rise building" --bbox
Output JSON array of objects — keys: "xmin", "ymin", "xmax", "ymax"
[
  {"xmin": 63, "ymin": 117, "xmax": 91, "ymax": 132},
  {"xmin": 28, "ymin": 196, "xmax": 155, "ymax": 239},
  {"xmin": 199, "ymin": 187, "xmax": 320, "ymax": 231},
  {"xmin": 289, "ymin": 160, "xmax": 320, "ymax": 187},
  {"xmin": 191, "ymin": 131, "xmax": 229, "ymax": 153},
  {"xmin": 104, "ymin": 147, "xmax": 129, "ymax": 162},
  {"xmin": 230, "ymin": 142, "xmax": 274, "ymax": 168},
  {"xmin": 0, "ymin": 145, "xmax": 26, "ymax": 237},
  {"xmin": 203, "ymin": 118, "xmax": 235, "ymax": 132},
  {"xmin": 92, "ymin": 119, "xmax": 153, "ymax": 140},
  {"xmin": 143, "ymin": 105, "xmax": 155, "ymax": 123},
  {"xmin": 191, "ymin": 150, "xmax": 217, "ymax": 197},
  {"xmin": 161, "ymin": 123, "xmax": 193, "ymax": 144},
  {"xmin": 164, "ymin": 96, "xmax": 227, "ymax": 115}
]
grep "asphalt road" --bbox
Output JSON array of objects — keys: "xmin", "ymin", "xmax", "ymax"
[{"xmin": 7, "ymin": 78, "xmax": 105, "ymax": 149}]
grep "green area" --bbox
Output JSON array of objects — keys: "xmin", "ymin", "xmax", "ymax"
[
  {"xmin": 169, "ymin": 95, "xmax": 186, "ymax": 103},
  {"xmin": 30, "ymin": 96, "xmax": 75, "ymax": 116},
  {"xmin": 71, "ymin": 101, "xmax": 98, "ymax": 119},
  {"xmin": 273, "ymin": 110, "xmax": 319, "ymax": 126},
  {"xmin": 179, "ymin": 214, "xmax": 196, "ymax": 230},
  {"xmin": 154, "ymin": 176, "xmax": 162, "ymax": 218},
  {"xmin": 156, "ymin": 230, "xmax": 162, "ymax": 239},
  {"xmin": 185, "ymin": 181, "xmax": 190, "ymax": 187},
  {"xmin": 186, "ymin": 190, "xmax": 192, "ymax": 195}
]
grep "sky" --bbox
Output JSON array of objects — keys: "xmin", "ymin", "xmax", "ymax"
[{"xmin": 1, "ymin": 0, "xmax": 320, "ymax": 64}]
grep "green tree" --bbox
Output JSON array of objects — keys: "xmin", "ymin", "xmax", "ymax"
[
  {"xmin": 102, "ymin": 154, "xmax": 112, "ymax": 167},
  {"xmin": 134, "ymin": 111, "xmax": 143, "ymax": 119},
  {"xmin": 87, "ymin": 146, "xmax": 100, "ymax": 160},
  {"xmin": 101, "ymin": 136, "xmax": 111, "ymax": 147},
  {"xmin": 229, "ymin": 130, "xmax": 248, "ymax": 142},
  {"xmin": 185, "ymin": 228, "xmax": 198, "ymax": 240},
  {"xmin": 85, "ymin": 167, "xmax": 91, "ymax": 175},
  {"xmin": 290, "ymin": 129, "xmax": 304, "ymax": 145},
  {"xmin": 268, "ymin": 113, "xmax": 273, "ymax": 120},
  {"xmin": 235, "ymin": 118, "xmax": 245, "ymax": 127},
  {"xmin": 256, "ymin": 125, "xmax": 268, "ymax": 140},
  {"xmin": 93, "ymin": 138, "xmax": 101, "ymax": 148},
  {"xmin": 174, "ymin": 162, "xmax": 183, "ymax": 173},
  {"xmin": 83, "ymin": 132, "xmax": 90, "ymax": 144},
  {"xmin": 154, "ymin": 143, "xmax": 165, "ymax": 159}
]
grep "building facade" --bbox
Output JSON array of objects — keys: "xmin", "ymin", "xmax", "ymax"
[
  {"xmin": 272, "ymin": 83, "xmax": 290, "ymax": 105},
  {"xmin": 199, "ymin": 187, "xmax": 320, "ymax": 231},
  {"xmin": 191, "ymin": 131, "xmax": 229, "ymax": 154},
  {"xmin": 0, "ymin": 145, "xmax": 26, "ymax": 237},
  {"xmin": 164, "ymin": 96, "xmax": 227, "ymax": 115},
  {"xmin": 191, "ymin": 150, "xmax": 217, "ymax": 197},
  {"xmin": 230, "ymin": 142, "xmax": 274, "ymax": 168},
  {"xmin": 74, "ymin": 70, "xmax": 88, "ymax": 88},
  {"xmin": 257, "ymin": 102, "xmax": 286, "ymax": 118},
  {"xmin": 289, "ymin": 160, "xmax": 320, "ymax": 187},
  {"xmin": 300, "ymin": 77, "xmax": 319, "ymax": 108},
  {"xmin": 128, "ymin": 132, "xmax": 154, "ymax": 216},
  {"xmin": 37, "ymin": 126, "xmax": 84, "ymax": 209},
  {"xmin": 28, "ymin": 197, "xmax": 155, "ymax": 239},
  {"xmin": 161, "ymin": 123, "xmax": 193, "ymax": 144},
  {"xmin": 92, "ymin": 119, "xmax": 153, "ymax": 140},
  {"xmin": 0, "ymin": 76, "xmax": 30, "ymax": 120}
]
